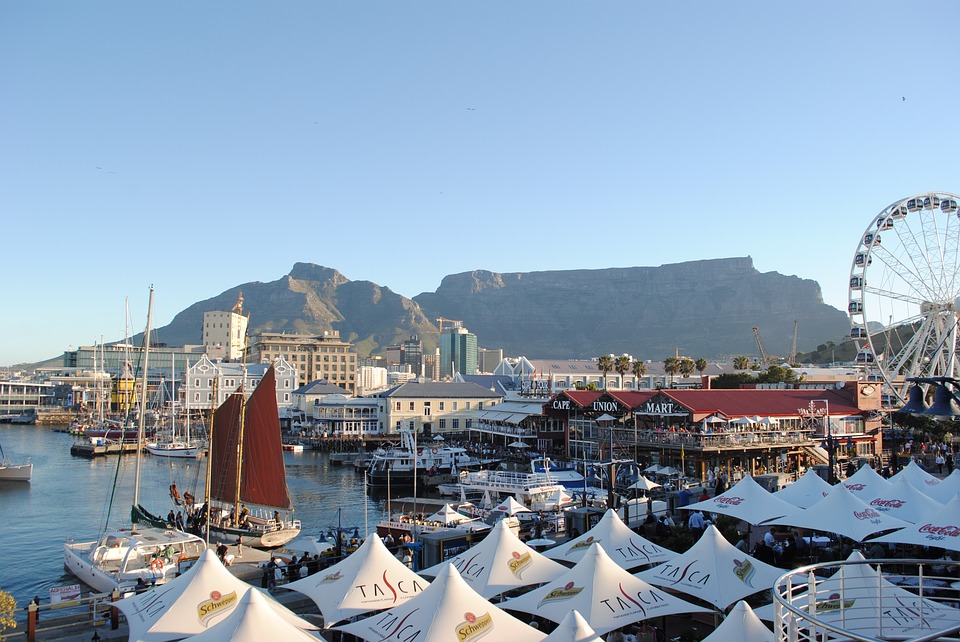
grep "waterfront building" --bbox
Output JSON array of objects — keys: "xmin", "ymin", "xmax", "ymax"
[
  {"xmin": 0, "ymin": 379, "xmax": 55, "ymax": 415},
  {"xmin": 312, "ymin": 395, "xmax": 385, "ymax": 437},
  {"xmin": 63, "ymin": 343, "xmax": 206, "ymax": 381},
  {"xmin": 290, "ymin": 379, "xmax": 352, "ymax": 421},
  {"xmin": 183, "ymin": 355, "xmax": 297, "ymax": 412},
  {"xmin": 542, "ymin": 381, "xmax": 883, "ymax": 482},
  {"xmin": 377, "ymin": 380, "xmax": 503, "ymax": 436},
  {"xmin": 439, "ymin": 323, "xmax": 477, "ymax": 379},
  {"xmin": 202, "ymin": 294, "xmax": 249, "ymax": 361},
  {"xmin": 249, "ymin": 330, "xmax": 358, "ymax": 393}
]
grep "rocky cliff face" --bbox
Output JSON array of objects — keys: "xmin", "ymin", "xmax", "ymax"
[
  {"xmin": 413, "ymin": 257, "xmax": 850, "ymax": 359},
  {"xmin": 153, "ymin": 258, "xmax": 849, "ymax": 361}
]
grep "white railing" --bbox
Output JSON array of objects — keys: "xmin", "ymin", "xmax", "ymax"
[{"xmin": 773, "ymin": 557, "xmax": 960, "ymax": 642}]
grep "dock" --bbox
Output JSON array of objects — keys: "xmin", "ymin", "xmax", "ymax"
[{"xmin": 69, "ymin": 441, "xmax": 139, "ymax": 458}]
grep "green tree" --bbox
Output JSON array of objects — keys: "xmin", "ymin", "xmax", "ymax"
[
  {"xmin": 663, "ymin": 356, "xmax": 680, "ymax": 386},
  {"xmin": 732, "ymin": 355, "xmax": 751, "ymax": 370},
  {"xmin": 614, "ymin": 355, "xmax": 631, "ymax": 389},
  {"xmin": 695, "ymin": 358, "xmax": 708, "ymax": 377},
  {"xmin": 756, "ymin": 365, "xmax": 799, "ymax": 384},
  {"xmin": 596, "ymin": 355, "xmax": 614, "ymax": 389},
  {"xmin": 631, "ymin": 359, "xmax": 647, "ymax": 387},
  {"xmin": 712, "ymin": 372, "xmax": 758, "ymax": 389}
]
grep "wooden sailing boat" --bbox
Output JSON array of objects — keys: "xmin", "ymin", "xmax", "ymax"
[{"xmin": 204, "ymin": 363, "xmax": 301, "ymax": 548}]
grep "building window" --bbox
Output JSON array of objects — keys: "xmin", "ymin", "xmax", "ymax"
[
  {"xmin": 408, "ymin": 421, "xmax": 415, "ymax": 430},
  {"xmin": 453, "ymin": 402, "xmax": 459, "ymax": 410},
  {"xmin": 395, "ymin": 402, "xmax": 401, "ymax": 411},
  {"xmin": 409, "ymin": 401, "xmax": 415, "ymax": 411},
  {"xmin": 439, "ymin": 418, "xmax": 446, "ymax": 429},
  {"xmin": 423, "ymin": 402, "xmax": 431, "ymax": 416},
  {"xmin": 439, "ymin": 402, "xmax": 445, "ymax": 411},
  {"xmin": 452, "ymin": 419, "xmax": 459, "ymax": 430}
]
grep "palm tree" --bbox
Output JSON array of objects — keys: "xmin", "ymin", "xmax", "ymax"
[
  {"xmin": 614, "ymin": 355, "xmax": 631, "ymax": 389},
  {"xmin": 631, "ymin": 359, "xmax": 647, "ymax": 389},
  {"xmin": 597, "ymin": 354, "xmax": 614, "ymax": 389},
  {"xmin": 695, "ymin": 358, "xmax": 708, "ymax": 377},
  {"xmin": 679, "ymin": 358, "xmax": 696, "ymax": 378},
  {"xmin": 663, "ymin": 356, "xmax": 680, "ymax": 387},
  {"xmin": 733, "ymin": 355, "xmax": 751, "ymax": 370}
]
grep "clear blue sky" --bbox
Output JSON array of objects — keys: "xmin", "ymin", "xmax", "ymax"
[{"xmin": 2, "ymin": 2, "xmax": 958, "ymax": 366}]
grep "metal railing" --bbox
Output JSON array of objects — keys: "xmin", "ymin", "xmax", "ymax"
[
  {"xmin": 6, "ymin": 590, "xmax": 121, "ymax": 642},
  {"xmin": 773, "ymin": 557, "xmax": 960, "ymax": 642}
]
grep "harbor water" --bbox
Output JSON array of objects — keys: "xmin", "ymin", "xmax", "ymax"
[{"xmin": 0, "ymin": 424, "xmax": 389, "ymax": 612}]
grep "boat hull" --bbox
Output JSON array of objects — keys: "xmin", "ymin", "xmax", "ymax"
[
  {"xmin": 144, "ymin": 442, "xmax": 202, "ymax": 458},
  {"xmin": 0, "ymin": 463, "xmax": 32, "ymax": 482}
]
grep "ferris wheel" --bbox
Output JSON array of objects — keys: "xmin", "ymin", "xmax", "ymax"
[{"xmin": 847, "ymin": 192, "xmax": 960, "ymax": 401}]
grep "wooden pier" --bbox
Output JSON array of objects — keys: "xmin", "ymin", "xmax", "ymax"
[{"xmin": 69, "ymin": 440, "xmax": 139, "ymax": 458}]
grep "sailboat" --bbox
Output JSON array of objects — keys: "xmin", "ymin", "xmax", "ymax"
[
  {"xmin": 145, "ymin": 361, "xmax": 203, "ymax": 458},
  {"xmin": 133, "ymin": 362, "xmax": 301, "ymax": 548},
  {"xmin": 0, "ymin": 438, "xmax": 32, "ymax": 482}
]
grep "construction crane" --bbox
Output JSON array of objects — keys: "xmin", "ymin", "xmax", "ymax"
[
  {"xmin": 436, "ymin": 317, "xmax": 462, "ymax": 331},
  {"xmin": 789, "ymin": 320, "xmax": 798, "ymax": 364},
  {"xmin": 752, "ymin": 326, "xmax": 769, "ymax": 364}
]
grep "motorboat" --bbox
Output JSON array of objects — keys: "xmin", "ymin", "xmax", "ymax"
[
  {"xmin": 64, "ymin": 526, "xmax": 206, "ymax": 593},
  {"xmin": 0, "ymin": 438, "xmax": 31, "ymax": 482},
  {"xmin": 366, "ymin": 430, "xmax": 482, "ymax": 488}
]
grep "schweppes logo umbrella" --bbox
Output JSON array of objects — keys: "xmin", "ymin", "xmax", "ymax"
[
  {"xmin": 335, "ymin": 564, "xmax": 545, "ymax": 642},
  {"xmin": 419, "ymin": 519, "xmax": 567, "ymax": 599}
]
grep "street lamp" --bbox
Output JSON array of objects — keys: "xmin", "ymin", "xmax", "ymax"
[{"xmin": 801, "ymin": 399, "xmax": 836, "ymax": 484}]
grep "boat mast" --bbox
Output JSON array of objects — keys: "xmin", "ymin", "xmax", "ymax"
[
  {"xmin": 233, "ymin": 334, "xmax": 251, "ymax": 526},
  {"xmin": 132, "ymin": 286, "xmax": 155, "ymax": 512},
  {"xmin": 203, "ymin": 374, "xmax": 218, "ymax": 545}
]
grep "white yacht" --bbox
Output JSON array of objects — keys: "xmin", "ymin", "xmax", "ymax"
[{"xmin": 64, "ymin": 526, "xmax": 206, "ymax": 593}]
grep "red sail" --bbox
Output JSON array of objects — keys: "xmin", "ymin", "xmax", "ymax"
[
  {"xmin": 240, "ymin": 365, "xmax": 292, "ymax": 509},
  {"xmin": 209, "ymin": 391, "xmax": 243, "ymax": 505}
]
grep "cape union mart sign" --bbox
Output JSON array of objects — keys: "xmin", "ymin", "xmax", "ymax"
[{"xmin": 550, "ymin": 399, "xmax": 622, "ymax": 412}]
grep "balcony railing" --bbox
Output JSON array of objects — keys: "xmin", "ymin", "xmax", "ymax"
[{"xmin": 618, "ymin": 428, "xmax": 817, "ymax": 450}]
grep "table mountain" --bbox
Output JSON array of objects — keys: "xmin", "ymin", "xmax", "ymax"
[{"xmin": 153, "ymin": 258, "xmax": 850, "ymax": 361}]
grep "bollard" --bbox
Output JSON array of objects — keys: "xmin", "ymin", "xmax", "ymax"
[
  {"xmin": 26, "ymin": 599, "xmax": 38, "ymax": 642},
  {"xmin": 111, "ymin": 588, "xmax": 120, "ymax": 630}
]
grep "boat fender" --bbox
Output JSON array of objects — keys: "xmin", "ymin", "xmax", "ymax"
[
  {"xmin": 150, "ymin": 558, "xmax": 163, "ymax": 571},
  {"xmin": 432, "ymin": 448, "xmax": 438, "ymax": 454}
]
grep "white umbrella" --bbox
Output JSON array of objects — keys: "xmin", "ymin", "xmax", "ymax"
[
  {"xmin": 506, "ymin": 542, "xmax": 710, "ymax": 635},
  {"xmin": 337, "ymin": 564, "xmax": 545, "ymax": 642},
  {"xmin": 890, "ymin": 459, "xmax": 942, "ymax": 491},
  {"xmin": 757, "ymin": 417, "xmax": 779, "ymax": 426},
  {"xmin": 541, "ymin": 610, "xmax": 603, "ymax": 642},
  {"xmin": 700, "ymin": 601, "xmax": 774, "ymax": 642},
  {"xmin": 432, "ymin": 434, "xmax": 445, "ymax": 441},
  {"xmin": 288, "ymin": 536, "xmax": 335, "ymax": 557},
  {"xmin": 861, "ymin": 476, "xmax": 946, "ymax": 524},
  {"xmin": 766, "ymin": 483, "xmax": 912, "ymax": 542},
  {"xmin": 509, "ymin": 441, "xmax": 532, "ymax": 449},
  {"xmin": 732, "ymin": 417, "xmax": 754, "ymax": 426},
  {"xmin": 182, "ymin": 588, "xmax": 325, "ymax": 642},
  {"xmin": 774, "ymin": 468, "xmax": 832, "ymax": 509},
  {"xmin": 418, "ymin": 520, "xmax": 567, "ymax": 598},
  {"xmin": 637, "ymin": 525, "xmax": 784, "ymax": 610},
  {"xmin": 285, "ymin": 533, "xmax": 428, "ymax": 626},
  {"xmin": 628, "ymin": 475, "xmax": 662, "ymax": 492},
  {"xmin": 683, "ymin": 475, "xmax": 796, "ymax": 525},
  {"xmin": 703, "ymin": 415, "xmax": 727, "ymax": 424},
  {"xmin": 493, "ymin": 496, "xmax": 532, "ymax": 516},
  {"xmin": 644, "ymin": 464, "xmax": 662, "ymax": 474},
  {"xmin": 116, "ymin": 549, "xmax": 316, "ymax": 642},
  {"xmin": 754, "ymin": 551, "xmax": 960, "ymax": 639},
  {"xmin": 544, "ymin": 509, "xmax": 675, "ymax": 570},
  {"xmin": 868, "ymin": 491, "xmax": 960, "ymax": 551},
  {"xmin": 424, "ymin": 503, "xmax": 475, "ymax": 526},
  {"xmin": 841, "ymin": 463, "xmax": 893, "ymax": 500},
  {"xmin": 527, "ymin": 538, "xmax": 558, "ymax": 548},
  {"xmin": 929, "ymin": 469, "xmax": 960, "ymax": 503},
  {"xmin": 657, "ymin": 466, "xmax": 680, "ymax": 476}
]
